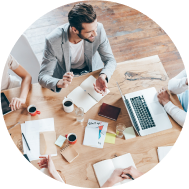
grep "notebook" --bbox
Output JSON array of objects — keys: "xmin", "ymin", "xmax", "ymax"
[
  {"xmin": 157, "ymin": 146, "xmax": 173, "ymax": 162},
  {"xmin": 93, "ymin": 153, "xmax": 136, "ymax": 187},
  {"xmin": 60, "ymin": 144, "xmax": 79, "ymax": 163},
  {"xmin": 67, "ymin": 75, "xmax": 110, "ymax": 113},
  {"xmin": 98, "ymin": 103, "xmax": 121, "ymax": 121}
]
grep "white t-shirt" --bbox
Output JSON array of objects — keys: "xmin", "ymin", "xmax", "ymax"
[
  {"xmin": 69, "ymin": 40, "xmax": 86, "ymax": 69},
  {"xmin": 1, "ymin": 54, "xmax": 20, "ymax": 90}
]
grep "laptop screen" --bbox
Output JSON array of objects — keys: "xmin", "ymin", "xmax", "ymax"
[{"xmin": 1, "ymin": 92, "xmax": 12, "ymax": 115}]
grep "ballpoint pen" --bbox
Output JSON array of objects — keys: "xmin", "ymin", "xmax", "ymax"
[
  {"xmin": 126, "ymin": 174, "xmax": 134, "ymax": 180},
  {"xmin": 22, "ymin": 133, "xmax": 30, "ymax": 151}
]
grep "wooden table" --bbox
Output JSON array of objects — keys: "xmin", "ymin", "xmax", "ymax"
[{"xmin": 3, "ymin": 55, "xmax": 182, "ymax": 188}]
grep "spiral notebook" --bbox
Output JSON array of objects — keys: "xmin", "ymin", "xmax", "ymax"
[{"xmin": 60, "ymin": 144, "xmax": 79, "ymax": 163}]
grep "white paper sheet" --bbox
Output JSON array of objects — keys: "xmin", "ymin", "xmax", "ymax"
[
  {"xmin": 157, "ymin": 146, "xmax": 173, "ymax": 162},
  {"xmin": 21, "ymin": 118, "xmax": 56, "ymax": 161},
  {"xmin": 87, "ymin": 119, "xmax": 108, "ymax": 148},
  {"xmin": 80, "ymin": 75, "xmax": 110, "ymax": 102},
  {"xmin": 67, "ymin": 86, "xmax": 97, "ymax": 113},
  {"xmin": 83, "ymin": 127, "xmax": 99, "ymax": 147}
]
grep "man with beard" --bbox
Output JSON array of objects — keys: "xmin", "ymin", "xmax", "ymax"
[{"xmin": 38, "ymin": 3, "xmax": 117, "ymax": 95}]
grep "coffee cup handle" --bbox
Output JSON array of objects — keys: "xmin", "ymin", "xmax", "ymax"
[
  {"xmin": 65, "ymin": 134, "xmax": 68, "ymax": 138},
  {"xmin": 37, "ymin": 110, "xmax": 41, "ymax": 115}
]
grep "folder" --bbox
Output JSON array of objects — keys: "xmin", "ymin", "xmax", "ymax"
[{"xmin": 40, "ymin": 131, "xmax": 57, "ymax": 155}]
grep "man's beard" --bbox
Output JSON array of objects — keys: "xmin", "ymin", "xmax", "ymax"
[{"xmin": 77, "ymin": 33, "xmax": 95, "ymax": 43}]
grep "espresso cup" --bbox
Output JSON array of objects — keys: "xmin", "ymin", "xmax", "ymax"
[
  {"xmin": 65, "ymin": 133, "xmax": 77, "ymax": 144},
  {"xmin": 62, "ymin": 97, "xmax": 74, "ymax": 113},
  {"xmin": 27, "ymin": 105, "xmax": 40, "ymax": 116}
]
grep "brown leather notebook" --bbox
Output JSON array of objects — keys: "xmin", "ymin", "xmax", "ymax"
[{"xmin": 98, "ymin": 103, "xmax": 121, "ymax": 121}]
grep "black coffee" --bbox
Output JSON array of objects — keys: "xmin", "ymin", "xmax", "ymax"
[
  {"xmin": 29, "ymin": 107, "xmax": 36, "ymax": 113},
  {"xmin": 68, "ymin": 134, "xmax": 76, "ymax": 141},
  {"xmin": 64, "ymin": 101, "xmax": 72, "ymax": 107}
]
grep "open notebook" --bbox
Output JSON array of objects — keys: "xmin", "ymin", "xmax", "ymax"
[
  {"xmin": 68, "ymin": 75, "xmax": 110, "ymax": 113},
  {"xmin": 93, "ymin": 153, "xmax": 136, "ymax": 187}
]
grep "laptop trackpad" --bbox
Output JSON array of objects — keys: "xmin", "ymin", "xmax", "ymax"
[{"xmin": 150, "ymin": 102, "xmax": 164, "ymax": 115}]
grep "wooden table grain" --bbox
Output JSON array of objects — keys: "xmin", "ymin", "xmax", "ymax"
[{"xmin": 3, "ymin": 55, "xmax": 182, "ymax": 188}]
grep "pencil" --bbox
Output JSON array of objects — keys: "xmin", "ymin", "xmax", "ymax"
[{"xmin": 22, "ymin": 133, "xmax": 30, "ymax": 151}]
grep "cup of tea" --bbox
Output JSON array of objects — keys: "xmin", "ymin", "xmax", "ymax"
[
  {"xmin": 65, "ymin": 133, "xmax": 77, "ymax": 144},
  {"xmin": 27, "ymin": 105, "xmax": 40, "ymax": 116},
  {"xmin": 62, "ymin": 97, "xmax": 74, "ymax": 113}
]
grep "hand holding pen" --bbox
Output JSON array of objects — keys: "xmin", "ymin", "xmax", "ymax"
[{"xmin": 121, "ymin": 166, "xmax": 143, "ymax": 180}]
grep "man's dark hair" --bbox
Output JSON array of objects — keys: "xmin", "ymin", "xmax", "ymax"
[{"xmin": 68, "ymin": 3, "xmax": 97, "ymax": 32}]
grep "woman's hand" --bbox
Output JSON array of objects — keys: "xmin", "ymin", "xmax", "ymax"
[{"xmin": 9, "ymin": 97, "xmax": 26, "ymax": 111}]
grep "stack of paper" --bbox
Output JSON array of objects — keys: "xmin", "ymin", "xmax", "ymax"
[
  {"xmin": 157, "ymin": 146, "xmax": 173, "ymax": 162},
  {"xmin": 83, "ymin": 119, "xmax": 108, "ymax": 148},
  {"xmin": 21, "ymin": 118, "xmax": 57, "ymax": 161}
]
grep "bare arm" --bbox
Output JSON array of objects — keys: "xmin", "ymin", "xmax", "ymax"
[
  {"xmin": 9, "ymin": 65, "xmax": 31, "ymax": 110},
  {"xmin": 14, "ymin": 65, "xmax": 31, "ymax": 99}
]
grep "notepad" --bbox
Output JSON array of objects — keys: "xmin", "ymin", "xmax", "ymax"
[
  {"xmin": 123, "ymin": 127, "xmax": 136, "ymax": 140},
  {"xmin": 104, "ymin": 133, "xmax": 116, "ymax": 144},
  {"xmin": 67, "ymin": 75, "xmax": 110, "ymax": 113},
  {"xmin": 60, "ymin": 144, "xmax": 79, "ymax": 163},
  {"xmin": 55, "ymin": 135, "xmax": 66, "ymax": 147},
  {"xmin": 93, "ymin": 153, "xmax": 136, "ymax": 187},
  {"xmin": 157, "ymin": 146, "xmax": 173, "ymax": 162}
]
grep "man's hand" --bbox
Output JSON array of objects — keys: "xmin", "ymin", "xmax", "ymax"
[
  {"xmin": 57, "ymin": 72, "xmax": 74, "ymax": 88},
  {"xmin": 121, "ymin": 166, "xmax": 143, "ymax": 180},
  {"xmin": 93, "ymin": 74, "xmax": 108, "ymax": 96},
  {"xmin": 157, "ymin": 87, "xmax": 170, "ymax": 106},
  {"xmin": 9, "ymin": 97, "xmax": 26, "ymax": 111}
]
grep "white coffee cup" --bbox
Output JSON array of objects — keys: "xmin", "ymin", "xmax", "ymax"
[{"xmin": 62, "ymin": 97, "xmax": 74, "ymax": 113}]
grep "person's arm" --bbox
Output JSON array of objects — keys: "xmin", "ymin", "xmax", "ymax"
[
  {"xmin": 9, "ymin": 65, "xmax": 31, "ymax": 111},
  {"xmin": 97, "ymin": 24, "xmax": 117, "ymax": 81},
  {"xmin": 157, "ymin": 88, "xmax": 186, "ymax": 127},
  {"xmin": 38, "ymin": 155, "xmax": 64, "ymax": 182},
  {"xmin": 38, "ymin": 38, "xmax": 62, "ymax": 93},
  {"xmin": 168, "ymin": 70, "xmax": 188, "ymax": 94},
  {"xmin": 164, "ymin": 101, "xmax": 186, "ymax": 127},
  {"xmin": 101, "ymin": 167, "xmax": 143, "ymax": 188}
]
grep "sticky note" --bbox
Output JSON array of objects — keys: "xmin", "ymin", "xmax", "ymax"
[
  {"xmin": 104, "ymin": 133, "xmax": 116, "ymax": 144},
  {"xmin": 55, "ymin": 135, "xmax": 66, "ymax": 147},
  {"xmin": 123, "ymin": 127, "xmax": 136, "ymax": 140}
]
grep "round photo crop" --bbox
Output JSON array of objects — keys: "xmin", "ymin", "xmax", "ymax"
[{"xmin": 1, "ymin": 0, "xmax": 186, "ymax": 188}]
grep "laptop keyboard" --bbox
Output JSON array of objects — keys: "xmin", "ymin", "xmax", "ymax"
[
  {"xmin": 130, "ymin": 96, "xmax": 156, "ymax": 130},
  {"xmin": 125, "ymin": 99, "xmax": 140, "ymax": 134}
]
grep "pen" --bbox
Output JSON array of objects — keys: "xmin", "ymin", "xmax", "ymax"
[
  {"xmin": 126, "ymin": 174, "xmax": 134, "ymax": 180},
  {"xmin": 22, "ymin": 133, "xmax": 30, "ymax": 151}
]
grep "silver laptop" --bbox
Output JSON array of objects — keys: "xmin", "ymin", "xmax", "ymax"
[{"xmin": 116, "ymin": 82, "xmax": 172, "ymax": 136}]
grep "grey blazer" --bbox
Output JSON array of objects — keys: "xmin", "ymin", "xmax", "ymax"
[{"xmin": 38, "ymin": 22, "xmax": 117, "ymax": 92}]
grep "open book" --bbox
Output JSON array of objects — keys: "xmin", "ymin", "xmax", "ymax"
[
  {"xmin": 93, "ymin": 153, "xmax": 136, "ymax": 187},
  {"xmin": 68, "ymin": 75, "xmax": 110, "ymax": 113}
]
